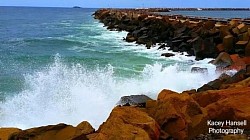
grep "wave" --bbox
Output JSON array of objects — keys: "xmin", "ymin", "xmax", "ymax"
[{"xmin": 0, "ymin": 54, "xmax": 220, "ymax": 129}]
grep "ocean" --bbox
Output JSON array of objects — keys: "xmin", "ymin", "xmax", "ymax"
[{"xmin": 0, "ymin": 7, "xmax": 229, "ymax": 129}]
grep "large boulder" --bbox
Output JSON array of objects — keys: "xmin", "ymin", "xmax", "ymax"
[
  {"xmin": 88, "ymin": 107, "xmax": 160, "ymax": 140},
  {"xmin": 146, "ymin": 89, "xmax": 208, "ymax": 140}
]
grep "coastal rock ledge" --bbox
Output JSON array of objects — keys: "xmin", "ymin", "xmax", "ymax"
[{"xmin": 1, "ymin": 69, "xmax": 250, "ymax": 140}]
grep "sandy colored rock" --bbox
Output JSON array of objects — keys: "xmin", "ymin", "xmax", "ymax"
[
  {"xmin": 229, "ymin": 19, "xmax": 239, "ymax": 27},
  {"xmin": 237, "ymin": 23, "xmax": 248, "ymax": 33},
  {"xmin": 89, "ymin": 106, "xmax": 160, "ymax": 140},
  {"xmin": 0, "ymin": 128, "xmax": 21, "ymax": 140},
  {"xmin": 232, "ymin": 27, "xmax": 240, "ymax": 35},
  {"xmin": 236, "ymin": 41, "xmax": 248, "ymax": 46}
]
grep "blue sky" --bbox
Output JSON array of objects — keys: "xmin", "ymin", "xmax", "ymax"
[{"xmin": 0, "ymin": 0, "xmax": 250, "ymax": 8}]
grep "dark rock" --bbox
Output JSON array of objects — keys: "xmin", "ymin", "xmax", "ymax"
[
  {"xmin": 126, "ymin": 33, "xmax": 136, "ymax": 42},
  {"xmin": 197, "ymin": 84, "xmax": 215, "ymax": 92},
  {"xmin": 203, "ymin": 20, "xmax": 216, "ymax": 30},
  {"xmin": 224, "ymin": 69, "xmax": 247, "ymax": 84},
  {"xmin": 198, "ymin": 79, "xmax": 224, "ymax": 92},
  {"xmin": 161, "ymin": 53, "xmax": 175, "ymax": 57},
  {"xmin": 191, "ymin": 67, "xmax": 208, "ymax": 73},
  {"xmin": 218, "ymin": 73, "xmax": 231, "ymax": 81},
  {"xmin": 137, "ymin": 35, "xmax": 149, "ymax": 44},
  {"xmin": 158, "ymin": 44, "xmax": 167, "ymax": 50},
  {"xmin": 117, "ymin": 95, "xmax": 153, "ymax": 107},
  {"xmin": 146, "ymin": 41, "xmax": 153, "ymax": 49}
]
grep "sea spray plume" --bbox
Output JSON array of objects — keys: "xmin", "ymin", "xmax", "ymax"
[
  {"xmin": 0, "ymin": 54, "xmax": 220, "ymax": 129},
  {"xmin": 0, "ymin": 54, "xmax": 115, "ymax": 129}
]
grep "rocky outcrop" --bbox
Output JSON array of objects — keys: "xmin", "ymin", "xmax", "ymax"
[{"xmin": 6, "ymin": 121, "xmax": 94, "ymax": 140}]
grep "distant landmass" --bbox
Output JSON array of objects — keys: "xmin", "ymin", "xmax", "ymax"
[{"xmin": 73, "ymin": 6, "xmax": 81, "ymax": 8}]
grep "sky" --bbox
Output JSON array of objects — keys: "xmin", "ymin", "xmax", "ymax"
[{"xmin": 0, "ymin": 0, "xmax": 250, "ymax": 8}]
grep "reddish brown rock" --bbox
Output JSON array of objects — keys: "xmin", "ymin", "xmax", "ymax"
[
  {"xmin": 89, "ymin": 106, "xmax": 160, "ymax": 140},
  {"xmin": 216, "ymin": 43, "xmax": 225, "ymax": 52},
  {"xmin": 0, "ymin": 128, "xmax": 21, "ymax": 140},
  {"xmin": 147, "ymin": 89, "xmax": 208, "ymax": 140},
  {"xmin": 205, "ymin": 89, "xmax": 250, "ymax": 129}
]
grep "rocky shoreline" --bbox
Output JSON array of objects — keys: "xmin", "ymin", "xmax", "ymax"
[{"xmin": 1, "ymin": 9, "xmax": 250, "ymax": 140}]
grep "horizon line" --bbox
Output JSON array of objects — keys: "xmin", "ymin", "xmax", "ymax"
[{"xmin": 1, "ymin": 5, "xmax": 250, "ymax": 9}]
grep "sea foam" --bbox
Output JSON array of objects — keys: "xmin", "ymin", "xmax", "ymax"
[{"xmin": 0, "ymin": 54, "xmax": 219, "ymax": 129}]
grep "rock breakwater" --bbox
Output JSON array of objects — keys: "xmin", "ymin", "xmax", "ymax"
[{"xmin": 93, "ymin": 9, "xmax": 250, "ymax": 70}]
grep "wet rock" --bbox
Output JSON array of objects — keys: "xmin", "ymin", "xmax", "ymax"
[
  {"xmin": 158, "ymin": 44, "xmax": 167, "ymax": 50},
  {"xmin": 197, "ymin": 79, "xmax": 223, "ymax": 92},
  {"xmin": 146, "ymin": 41, "xmax": 153, "ymax": 49},
  {"xmin": 224, "ymin": 69, "xmax": 247, "ymax": 84},
  {"xmin": 191, "ymin": 67, "xmax": 208, "ymax": 73},
  {"xmin": 161, "ymin": 53, "xmax": 175, "ymax": 57},
  {"xmin": 125, "ymin": 33, "xmax": 136, "ymax": 42},
  {"xmin": 137, "ymin": 35, "xmax": 149, "ymax": 44},
  {"xmin": 197, "ymin": 84, "xmax": 215, "ymax": 92},
  {"xmin": 117, "ymin": 95, "xmax": 153, "ymax": 107},
  {"xmin": 89, "ymin": 106, "xmax": 160, "ymax": 140},
  {"xmin": 218, "ymin": 73, "xmax": 231, "ymax": 81}
]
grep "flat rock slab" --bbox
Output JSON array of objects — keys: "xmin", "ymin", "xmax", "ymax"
[{"xmin": 117, "ymin": 95, "xmax": 153, "ymax": 107}]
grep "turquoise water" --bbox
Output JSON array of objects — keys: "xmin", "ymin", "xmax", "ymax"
[{"xmin": 0, "ymin": 7, "xmax": 219, "ymax": 129}]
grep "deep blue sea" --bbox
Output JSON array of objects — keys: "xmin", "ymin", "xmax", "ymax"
[{"xmin": 0, "ymin": 7, "xmax": 222, "ymax": 129}]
